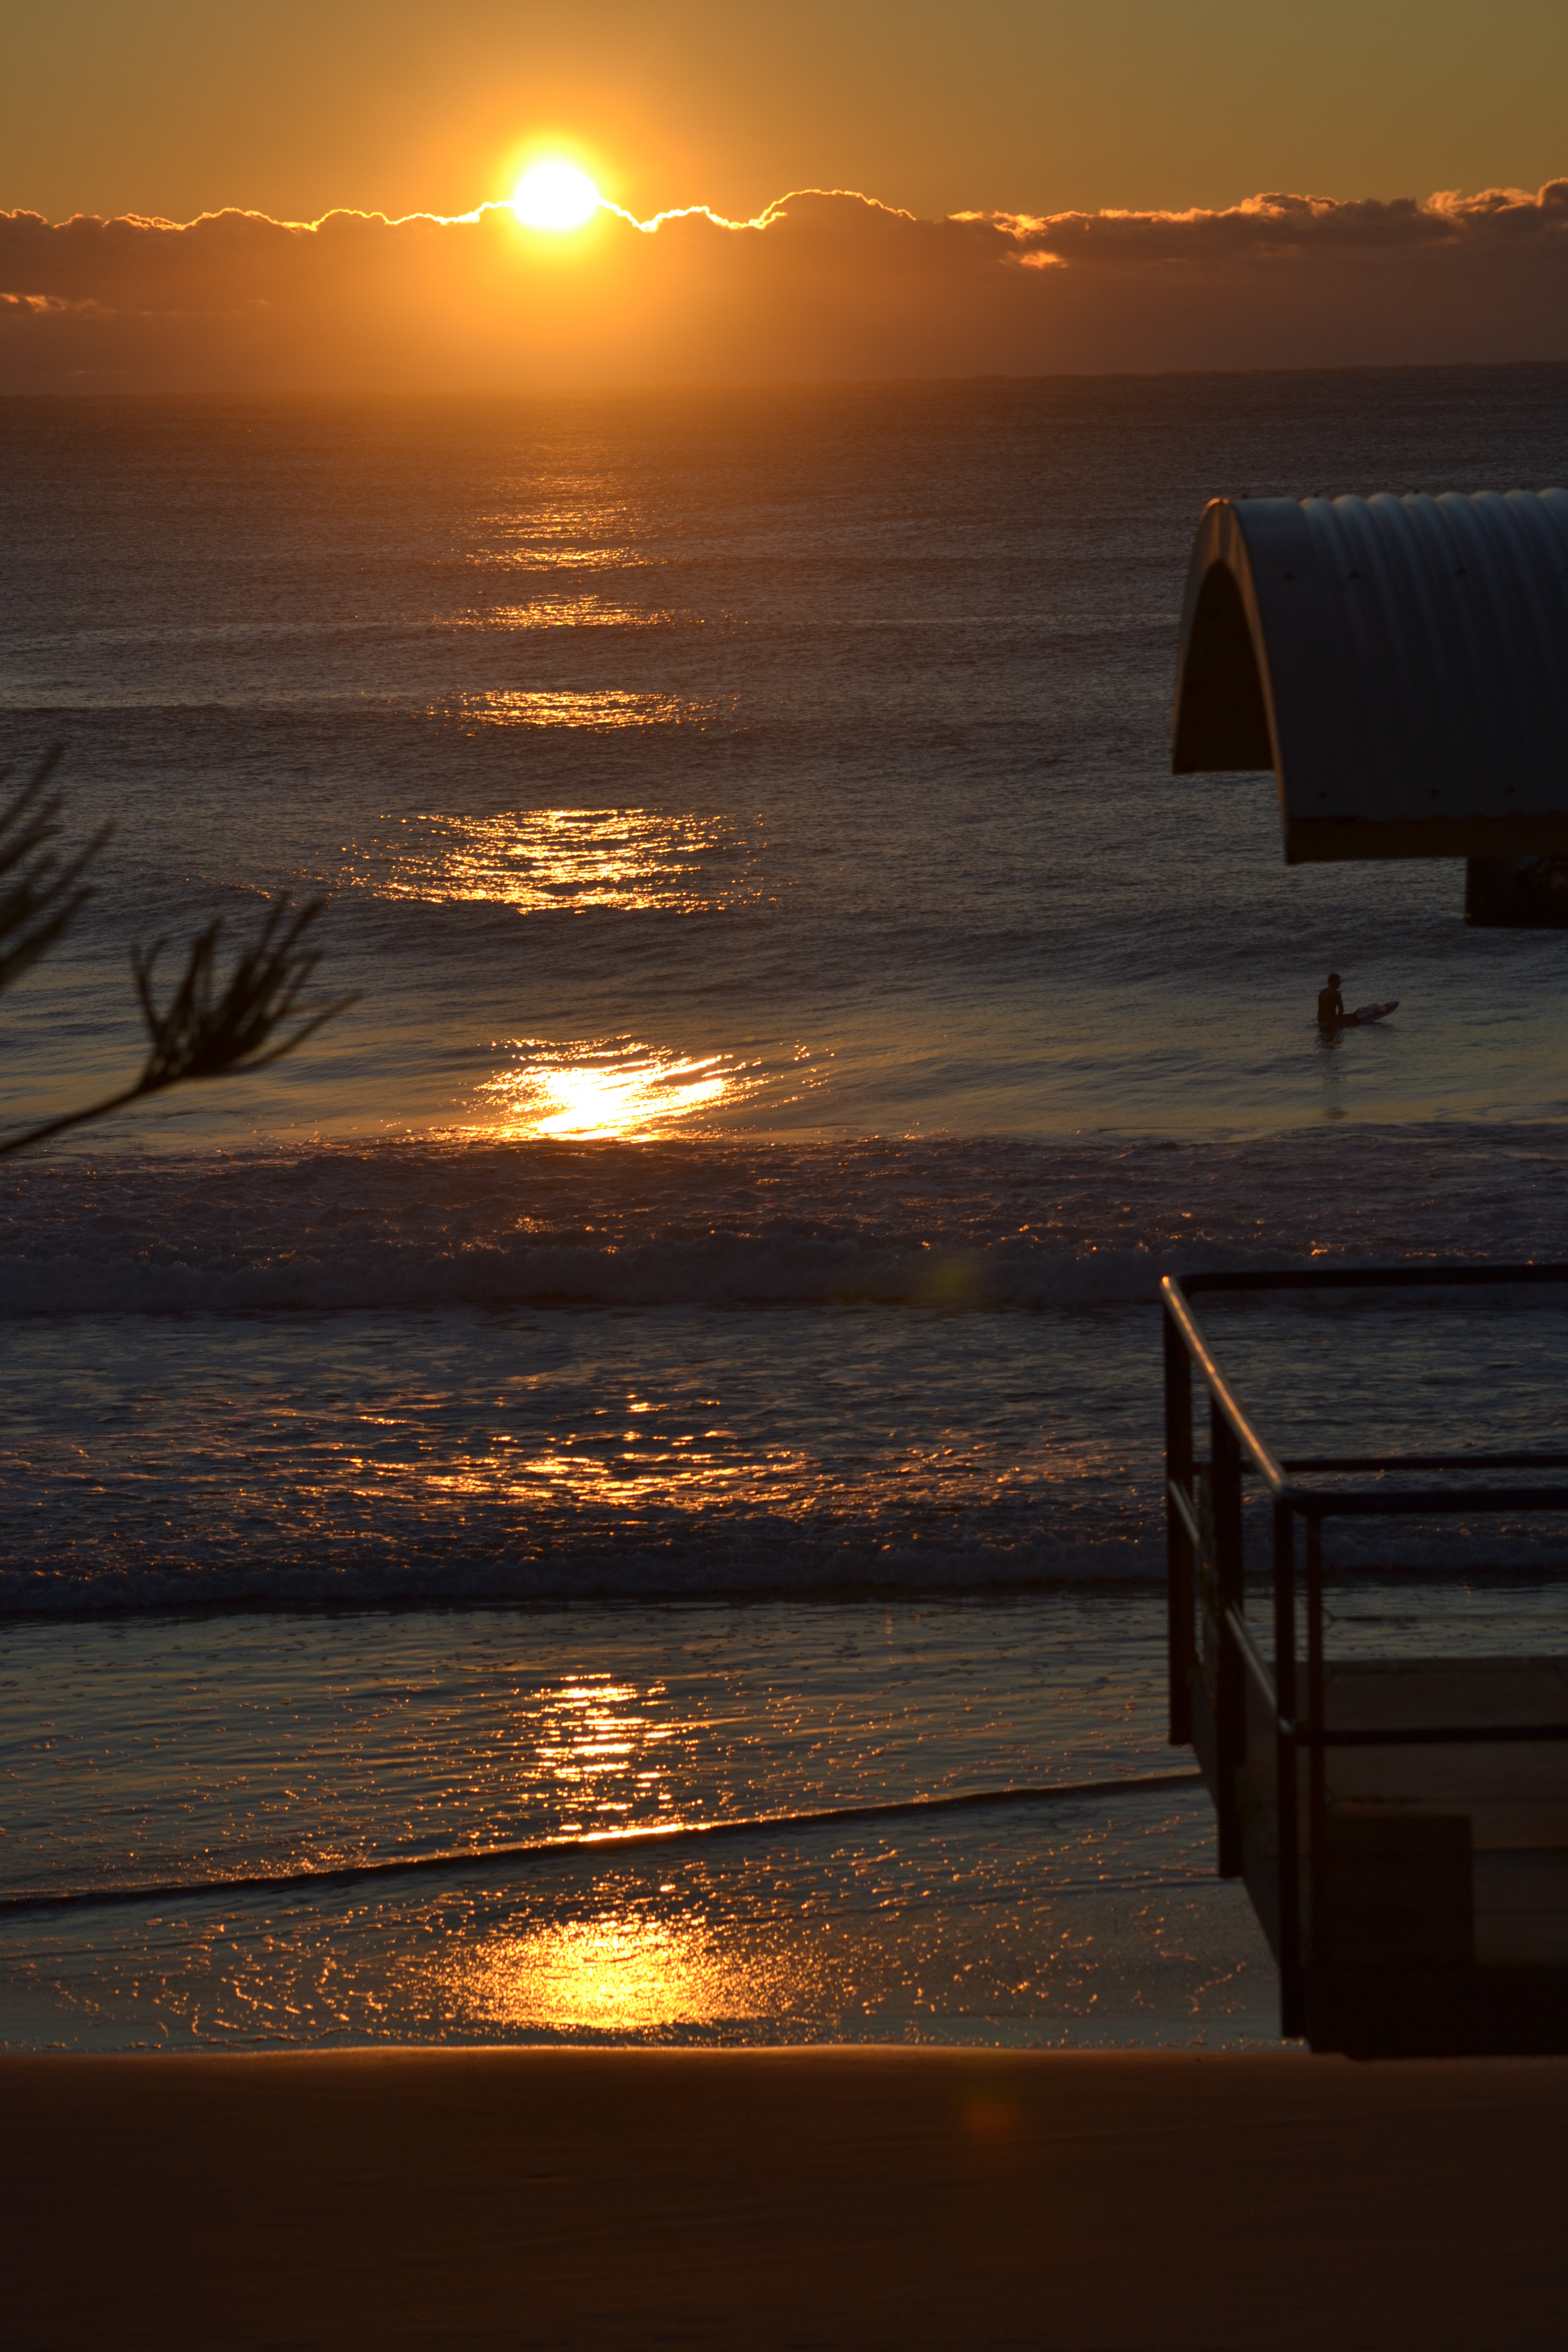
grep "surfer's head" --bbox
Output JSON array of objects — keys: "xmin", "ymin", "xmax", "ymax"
[{"xmin": 1327, "ymin": 972, "xmax": 1341, "ymax": 986}]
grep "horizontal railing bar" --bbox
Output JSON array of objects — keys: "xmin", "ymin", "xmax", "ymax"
[
  {"xmin": 1184, "ymin": 1264, "xmax": 1568, "ymax": 1295},
  {"xmin": 1278, "ymin": 1453, "xmax": 1568, "ymax": 1475},
  {"xmin": 1161, "ymin": 1279, "xmax": 1288, "ymax": 1496},
  {"xmin": 1158, "ymin": 1287, "xmax": 1568, "ymax": 1517},
  {"xmin": 1224, "ymin": 1604, "xmax": 1278, "ymax": 1711},
  {"xmin": 1282, "ymin": 1722, "xmax": 1568, "ymax": 1750},
  {"xmin": 1297, "ymin": 1486, "xmax": 1568, "ymax": 1519}
]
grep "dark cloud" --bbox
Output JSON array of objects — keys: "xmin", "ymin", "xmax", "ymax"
[
  {"xmin": 2, "ymin": 182, "xmax": 1566, "ymax": 389},
  {"xmin": 997, "ymin": 180, "xmax": 1568, "ymax": 263}
]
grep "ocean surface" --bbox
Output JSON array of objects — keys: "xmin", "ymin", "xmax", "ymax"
[{"xmin": 3, "ymin": 365, "xmax": 1567, "ymax": 2048}]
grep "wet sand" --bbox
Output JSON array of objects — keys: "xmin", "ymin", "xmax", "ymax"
[{"xmin": 5, "ymin": 2047, "xmax": 1564, "ymax": 2350}]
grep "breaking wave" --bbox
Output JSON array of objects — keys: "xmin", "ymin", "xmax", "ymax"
[{"xmin": 5, "ymin": 1121, "xmax": 1568, "ymax": 1319}]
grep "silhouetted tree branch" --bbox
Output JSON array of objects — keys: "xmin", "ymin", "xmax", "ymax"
[{"xmin": 0, "ymin": 751, "xmax": 355, "ymax": 1157}]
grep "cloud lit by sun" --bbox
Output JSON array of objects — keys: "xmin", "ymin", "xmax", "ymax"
[
  {"xmin": 511, "ymin": 161, "xmax": 602, "ymax": 231},
  {"xmin": 12, "ymin": 181, "xmax": 1568, "ymax": 392}
]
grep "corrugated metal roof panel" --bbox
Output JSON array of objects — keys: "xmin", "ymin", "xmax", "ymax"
[{"xmin": 1171, "ymin": 491, "xmax": 1568, "ymax": 862}]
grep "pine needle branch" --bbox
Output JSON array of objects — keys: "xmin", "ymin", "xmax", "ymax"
[
  {"xmin": 0, "ymin": 748, "xmax": 110, "ymax": 994},
  {"xmin": 0, "ymin": 754, "xmax": 357, "ymax": 1158},
  {"xmin": 130, "ymin": 895, "xmax": 355, "ymax": 1092}
]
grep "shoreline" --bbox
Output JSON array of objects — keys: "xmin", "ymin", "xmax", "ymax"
[{"xmin": 7, "ymin": 2046, "xmax": 1565, "ymax": 2350}]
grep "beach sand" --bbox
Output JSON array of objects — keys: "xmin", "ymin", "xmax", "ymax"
[{"xmin": 6, "ymin": 2047, "xmax": 1564, "ymax": 2350}]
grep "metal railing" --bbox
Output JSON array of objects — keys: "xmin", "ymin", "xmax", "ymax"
[{"xmin": 1162, "ymin": 1263, "xmax": 1568, "ymax": 2037}]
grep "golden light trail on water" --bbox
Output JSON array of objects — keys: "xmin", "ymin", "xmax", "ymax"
[
  {"xmin": 482, "ymin": 1046, "xmax": 737, "ymax": 1139},
  {"xmin": 451, "ymin": 1915, "xmax": 776, "ymax": 2030}
]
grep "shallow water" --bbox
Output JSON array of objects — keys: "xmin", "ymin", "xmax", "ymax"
[
  {"xmin": 6, "ymin": 1581, "xmax": 1565, "ymax": 2050},
  {"xmin": 3, "ymin": 1799, "xmax": 1277, "ymax": 2052},
  {"xmin": 0, "ymin": 1592, "xmax": 1262, "ymax": 2050},
  {"xmin": 0, "ymin": 1596, "xmax": 1177, "ymax": 1898}
]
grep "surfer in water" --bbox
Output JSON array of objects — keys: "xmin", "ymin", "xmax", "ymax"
[{"xmin": 1317, "ymin": 973, "xmax": 1357, "ymax": 1028}]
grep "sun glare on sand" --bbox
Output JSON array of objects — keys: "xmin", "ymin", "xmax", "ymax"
[{"xmin": 511, "ymin": 162, "xmax": 602, "ymax": 230}]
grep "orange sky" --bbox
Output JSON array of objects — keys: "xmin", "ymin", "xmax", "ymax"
[{"xmin": 3, "ymin": 4, "xmax": 1567, "ymax": 388}]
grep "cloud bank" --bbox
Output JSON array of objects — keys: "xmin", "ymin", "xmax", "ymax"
[{"xmin": 3, "ymin": 182, "xmax": 1567, "ymax": 390}]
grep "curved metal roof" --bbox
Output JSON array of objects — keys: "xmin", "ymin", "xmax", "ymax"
[{"xmin": 1171, "ymin": 490, "xmax": 1568, "ymax": 862}]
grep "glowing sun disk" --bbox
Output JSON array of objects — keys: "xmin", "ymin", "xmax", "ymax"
[{"xmin": 512, "ymin": 162, "xmax": 602, "ymax": 231}]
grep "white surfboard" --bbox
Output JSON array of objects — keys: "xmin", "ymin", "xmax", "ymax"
[{"xmin": 1311, "ymin": 1000, "xmax": 1399, "ymax": 1029}]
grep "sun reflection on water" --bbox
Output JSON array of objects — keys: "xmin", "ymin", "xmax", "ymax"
[
  {"xmin": 351, "ymin": 806, "xmax": 763, "ymax": 913},
  {"xmin": 440, "ymin": 690, "xmax": 719, "ymax": 728},
  {"xmin": 479, "ymin": 1040, "xmax": 752, "ymax": 1138},
  {"xmin": 531, "ymin": 1675, "xmax": 678, "ymax": 1829},
  {"xmin": 467, "ymin": 506, "xmax": 654, "ymax": 571},
  {"xmin": 450, "ymin": 1914, "xmax": 779, "ymax": 2029},
  {"xmin": 465, "ymin": 600, "xmax": 680, "ymax": 629},
  {"xmin": 471, "ymin": 546, "xmax": 652, "ymax": 571}
]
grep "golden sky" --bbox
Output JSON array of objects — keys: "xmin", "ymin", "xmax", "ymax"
[
  {"xmin": 3, "ymin": 4, "xmax": 1567, "ymax": 388},
  {"xmin": 6, "ymin": 0, "xmax": 1566, "ymax": 225}
]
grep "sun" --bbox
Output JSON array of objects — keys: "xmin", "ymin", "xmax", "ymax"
[{"xmin": 511, "ymin": 162, "xmax": 602, "ymax": 231}]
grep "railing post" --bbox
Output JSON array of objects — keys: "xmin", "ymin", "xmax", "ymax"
[
  {"xmin": 1273, "ymin": 1499, "xmax": 1304, "ymax": 2036},
  {"xmin": 1164, "ymin": 1300, "xmax": 1194, "ymax": 1745},
  {"xmin": 1211, "ymin": 1399, "xmax": 1245, "ymax": 1878}
]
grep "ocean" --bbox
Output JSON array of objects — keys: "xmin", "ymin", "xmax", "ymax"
[{"xmin": 3, "ymin": 365, "xmax": 1568, "ymax": 2049}]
